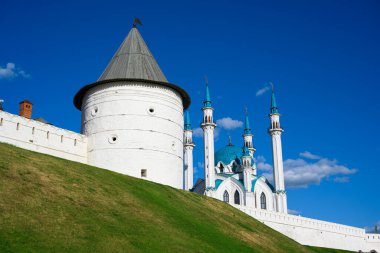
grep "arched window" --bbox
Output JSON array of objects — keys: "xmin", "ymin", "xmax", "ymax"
[
  {"xmin": 16, "ymin": 123, "xmax": 20, "ymax": 130},
  {"xmin": 219, "ymin": 164, "xmax": 224, "ymax": 173},
  {"xmin": 223, "ymin": 191, "xmax": 229, "ymax": 203},
  {"xmin": 260, "ymin": 192, "xmax": 267, "ymax": 210},
  {"xmin": 234, "ymin": 190, "xmax": 240, "ymax": 205},
  {"xmin": 47, "ymin": 131, "xmax": 50, "ymax": 139}
]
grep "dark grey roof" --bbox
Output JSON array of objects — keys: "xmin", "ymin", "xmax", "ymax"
[
  {"xmin": 98, "ymin": 27, "xmax": 167, "ymax": 82},
  {"xmin": 73, "ymin": 27, "xmax": 191, "ymax": 111}
]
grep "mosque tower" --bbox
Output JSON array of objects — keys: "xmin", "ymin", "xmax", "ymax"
[
  {"xmin": 73, "ymin": 23, "xmax": 190, "ymax": 189},
  {"xmin": 201, "ymin": 80, "xmax": 217, "ymax": 194},
  {"xmin": 268, "ymin": 86, "xmax": 287, "ymax": 213},
  {"xmin": 183, "ymin": 111, "xmax": 195, "ymax": 191},
  {"xmin": 242, "ymin": 109, "xmax": 256, "ymax": 156}
]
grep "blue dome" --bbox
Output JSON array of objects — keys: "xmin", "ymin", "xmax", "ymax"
[{"xmin": 214, "ymin": 144, "xmax": 242, "ymax": 166}]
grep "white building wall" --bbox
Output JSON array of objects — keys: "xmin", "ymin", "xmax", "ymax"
[
  {"xmin": 232, "ymin": 205, "xmax": 380, "ymax": 252},
  {"xmin": 82, "ymin": 81, "xmax": 184, "ymax": 189},
  {"xmin": 0, "ymin": 111, "xmax": 87, "ymax": 163}
]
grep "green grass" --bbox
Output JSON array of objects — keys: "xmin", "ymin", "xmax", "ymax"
[{"xmin": 0, "ymin": 143, "xmax": 353, "ymax": 253}]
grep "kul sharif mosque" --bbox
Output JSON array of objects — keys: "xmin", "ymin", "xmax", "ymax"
[{"xmin": 189, "ymin": 83, "xmax": 287, "ymax": 214}]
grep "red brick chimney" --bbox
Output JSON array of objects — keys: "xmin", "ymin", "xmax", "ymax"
[{"xmin": 19, "ymin": 100, "xmax": 33, "ymax": 119}]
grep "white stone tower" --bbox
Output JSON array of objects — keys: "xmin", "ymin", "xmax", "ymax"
[
  {"xmin": 73, "ymin": 24, "xmax": 190, "ymax": 189},
  {"xmin": 268, "ymin": 87, "xmax": 287, "ymax": 213},
  {"xmin": 201, "ymin": 81, "xmax": 216, "ymax": 194},
  {"xmin": 183, "ymin": 110, "xmax": 195, "ymax": 191}
]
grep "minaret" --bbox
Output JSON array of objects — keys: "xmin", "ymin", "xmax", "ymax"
[
  {"xmin": 241, "ymin": 147, "xmax": 252, "ymax": 192},
  {"xmin": 242, "ymin": 108, "xmax": 256, "ymax": 157},
  {"xmin": 184, "ymin": 110, "xmax": 195, "ymax": 191},
  {"xmin": 201, "ymin": 80, "xmax": 217, "ymax": 192},
  {"xmin": 268, "ymin": 86, "xmax": 287, "ymax": 214}
]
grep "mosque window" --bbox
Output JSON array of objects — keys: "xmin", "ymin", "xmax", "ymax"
[
  {"xmin": 234, "ymin": 190, "xmax": 240, "ymax": 205},
  {"xmin": 260, "ymin": 192, "xmax": 267, "ymax": 210},
  {"xmin": 0, "ymin": 118, "xmax": 3, "ymax": 126},
  {"xmin": 223, "ymin": 191, "xmax": 229, "ymax": 203},
  {"xmin": 74, "ymin": 139, "xmax": 77, "ymax": 146},
  {"xmin": 32, "ymin": 127, "xmax": 35, "ymax": 134},
  {"xmin": 61, "ymin": 135, "xmax": 64, "ymax": 143},
  {"xmin": 16, "ymin": 123, "xmax": 20, "ymax": 130},
  {"xmin": 141, "ymin": 169, "xmax": 147, "ymax": 178},
  {"xmin": 47, "ymin": 131, "xmax": 50, "ymax": 139}
]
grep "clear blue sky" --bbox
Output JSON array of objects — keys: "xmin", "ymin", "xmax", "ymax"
[{"xmin": 1, "ymin": 0, "xmax": 379, "ymax": 230}]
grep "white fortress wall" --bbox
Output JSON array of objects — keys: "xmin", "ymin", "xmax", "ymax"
[
  {"xmin": 232, "ymin": 204, "xmax": 380, "ymax": 252},
  {"xmin": 0, "ymin": 111, "xmax": 87, "ymax": 163}
]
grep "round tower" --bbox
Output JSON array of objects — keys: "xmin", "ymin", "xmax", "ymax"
[{"xmin": 73, "ymin": 25, "xmax": 190, "ymax": 189}]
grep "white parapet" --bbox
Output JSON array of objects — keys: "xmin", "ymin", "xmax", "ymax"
[
  {"xmin": 232, "ymin": 204, "xmax": 380, "ymax": 252},
  {"xmin": 0, "ymin": 111, "xmax": 87, "ymax": 163}
]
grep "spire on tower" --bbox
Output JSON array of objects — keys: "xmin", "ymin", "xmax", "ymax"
[
  {"xmin": 270, "ymin": 82, "xmax": 279, "ymax": 114},
  {"xmin": 184, "ymin": 110, "xmax": 192, "ymax": 130},
  {"xmin": 244, "ymin": 107, "xmax": 252, "ymax": 135},
  {"xmin": 203, "ymin": 76, "xmax": 212, "ymax": 108}
]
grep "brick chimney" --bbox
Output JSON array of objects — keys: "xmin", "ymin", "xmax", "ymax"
[{"xmin": 19, "ymin": 100, "xmax": 33, "ymax": 119}]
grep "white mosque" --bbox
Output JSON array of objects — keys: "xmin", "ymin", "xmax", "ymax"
[
  {"xmin": 0, "ymin": 23, "xmax": 378, "ymax": 252},
  {"xmin": 190, "ymin": 83, "xmax": 287, "ymax": 214}
]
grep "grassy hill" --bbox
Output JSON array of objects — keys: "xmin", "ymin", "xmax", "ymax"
[{"xmin": 0, "ymin": 143, "xmax": 353, "ymax": 253}]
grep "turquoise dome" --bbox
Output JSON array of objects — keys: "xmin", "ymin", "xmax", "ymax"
[{"xmin": 214, "ymin": 144, "xmax": 242, "ymax": 166}]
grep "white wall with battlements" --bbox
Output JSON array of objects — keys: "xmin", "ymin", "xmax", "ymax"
[
  {"xmin": 232, "ymin": 204, "xmax": 380, "ymax": 252},
  {"xmin": 0, "ymin": 111, "xmax": 87, "ymax": 163}
]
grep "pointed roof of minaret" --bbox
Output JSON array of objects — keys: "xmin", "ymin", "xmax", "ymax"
[
  {"xmin": 270, "ymin": 84, "xmax": 279, "ymax": 114},
  {"xmin": 74, "ymin": 24, "xmax": 190, "ymax": 110},
  {"xmin": 184, "ymin": 110, "xmax": 192, "ymax": 130},
  {"xmin": 244, "ymin": 108, "xmax": 252, "ymax": 135},
  {"xmin": 203, "ymin": 78, "xmax": 212, "ymax": 108},
  {"xmin": 98, "ymin": 27, "xmax": 167, "ymax": 82}
]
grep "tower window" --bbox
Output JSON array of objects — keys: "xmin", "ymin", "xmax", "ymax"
[
  {"xmin": 74, "ymin": 139, "xmax": 77, "ymax": 146},
  {"xmin": 223, "ymin": 191, "xmax": 229, "ymax": 203},
  {"xmin": 16, "ymin": 123, "xmax": 20, "ymax": 130},
  {"xmin": 147, "ymin": 106, "xmax": 156, "ymax": 115},
  {"xmin": 234, "ymin": 190, "xmax": 240, "ymax": 205},
  {"xmin": 141, "ymin": 169, "xmax": 147, "ymax": 178},
  {"xmin": 91, "ymin": 106, "xmax": 99, "ymax": 116},
  {"xmin": 61, "ymin": 135, "xmax": 64, "ymax": 143},
  {"xmin": 108, "ymin": 135, "xmax": 118, "ymax": 144},
  {"xmin": 47, "ymin": 131, "xmax": 50, "ymax": 139},
  {"xmin": 260, "ymin": 192, "xmax": 267, "ymax": 210},
  {"xmin": 32, "ymin": 127, "xmax": 35, "ymax": 135},
  {"xmin": 0, "ymin": 118, "xmax": 3, "ymax": 126}
]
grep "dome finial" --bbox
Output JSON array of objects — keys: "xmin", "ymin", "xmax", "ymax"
[{"xmin": 133, "ymin": 17, "xmax": 142, "ymax": 28}]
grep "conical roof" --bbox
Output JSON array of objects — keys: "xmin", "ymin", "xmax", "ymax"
[
  {"xmin": 98, "ymin": 27, "xmax": 167, "ymax": 82},
  {"xmin": 74, "ymin": 27, "xmax": 191, "ymax": 110}
]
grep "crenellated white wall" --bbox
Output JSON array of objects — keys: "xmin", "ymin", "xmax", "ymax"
[
  {"xmin": 232, "ymin": 204, "xmax": 380, "ymax": 252},
  {"xmin": 0, "ymin": 111, "xmax": 87, "ymax": 163}
]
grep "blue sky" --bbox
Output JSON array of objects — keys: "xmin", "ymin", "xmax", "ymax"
[{"xmin": 1, "ymin": 0, "xmax": 379, "ymax": 231}]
